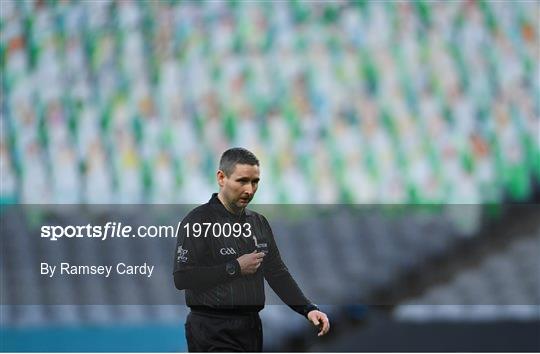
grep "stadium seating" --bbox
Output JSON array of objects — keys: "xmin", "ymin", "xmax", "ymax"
[
  {"xmin": 1, "ymin": 1, "xmax": 538, "ymax": 204},
  {"xmin": 394, "ymin": 231, "xmax": 540, "ymax": 321}
]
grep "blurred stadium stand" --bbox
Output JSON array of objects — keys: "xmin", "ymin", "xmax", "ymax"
[
  {"xmin": 1, "ymin": 0, "xmax": 538, "ymax": 205},
  {"xmin": 1, "ymin": 0, "xmax": 539, "ymax": 352}
]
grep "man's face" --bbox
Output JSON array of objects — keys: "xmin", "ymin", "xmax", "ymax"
[{"xmin": 217, "ymin": 164, "xmax": 260, "ymax": 211}]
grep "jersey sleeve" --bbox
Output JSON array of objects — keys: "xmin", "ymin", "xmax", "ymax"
[
  {"xmin": 173, "ymin": 211, "xmax": 204, "ymax": 273},
  {"xmin": 260, "ymin": 215, "xmax": 319, "ymax": 317}
]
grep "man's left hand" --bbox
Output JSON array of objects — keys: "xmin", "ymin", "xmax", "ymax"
[{"xmin": 307, "ymin": 310, "xmax": 330, "ymax": 337}]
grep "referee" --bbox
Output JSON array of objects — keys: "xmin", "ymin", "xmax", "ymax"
[{"xmin": 173, "ymin": 147, "xmax": 330, "ymax": 352}]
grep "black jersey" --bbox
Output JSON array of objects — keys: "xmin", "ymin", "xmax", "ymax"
[{"xmin": 173, "ymin": 193, "xmax": 318, "ymax": 317}]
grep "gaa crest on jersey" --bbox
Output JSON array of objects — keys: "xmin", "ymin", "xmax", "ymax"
[{"xmin": 219, "ymin": 247, "xmax": 236, "ymax": 256}]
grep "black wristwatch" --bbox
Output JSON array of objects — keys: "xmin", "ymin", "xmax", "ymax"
[{"xmin": 225, "ymin": 260, "xmax": 240, "ymax": 278}]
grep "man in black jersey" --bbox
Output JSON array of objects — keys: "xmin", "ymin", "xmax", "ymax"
[{"xmin": 173, "ymin": 147, "xmax": 330, "ymax": 352}]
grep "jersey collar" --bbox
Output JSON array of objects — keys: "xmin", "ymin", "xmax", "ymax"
[{"xmin": 209, "ymin": 193, "xmax": 254, "ymax": 217}]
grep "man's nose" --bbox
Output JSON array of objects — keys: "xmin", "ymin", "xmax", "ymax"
[{"xmin": 244, "ymin": 184, "xmax": 255, "ymax": 196}]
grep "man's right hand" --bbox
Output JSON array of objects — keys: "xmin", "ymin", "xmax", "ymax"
[{"xmin": 237, "ymin": 251, "xmax": 265, "ymax": 275}]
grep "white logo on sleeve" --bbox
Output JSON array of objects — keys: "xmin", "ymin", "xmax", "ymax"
[
  {"xmin": 177, "ymin": 246, "xmax": 189, "ymax": 263},
  {"xmin": 219, "ymin": 247, "xmax": 236, "ymax": 255}
]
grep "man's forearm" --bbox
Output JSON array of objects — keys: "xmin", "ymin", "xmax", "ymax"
[{"xmin": 266, "ymin": 272, "xmax": 318, "ymax": 317}]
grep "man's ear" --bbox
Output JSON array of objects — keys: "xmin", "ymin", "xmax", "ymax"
[{"xmin": 216, "ymin": 170, "xmax": 226, "ymax": 188}]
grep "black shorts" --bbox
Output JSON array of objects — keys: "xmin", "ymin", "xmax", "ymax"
[{"xmin": 185, "ymin": 311, "xmax": 263, "ymax": 352}]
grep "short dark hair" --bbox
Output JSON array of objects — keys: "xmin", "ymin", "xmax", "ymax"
[{"xmin": 219, "ymin": 148, "xmax": 259, "ymax": 176}]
